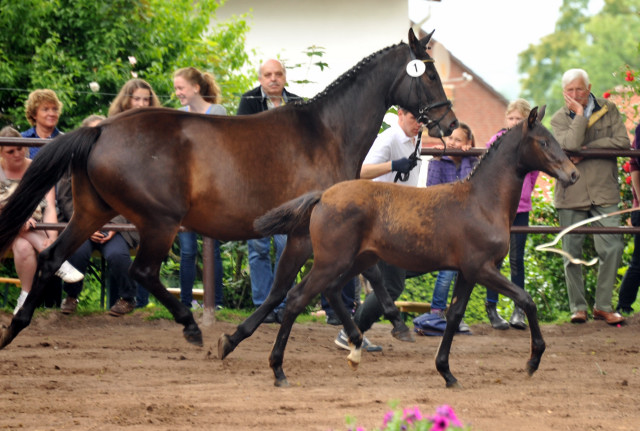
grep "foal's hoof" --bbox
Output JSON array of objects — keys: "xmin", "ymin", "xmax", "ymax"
[
  {"xmin": 526, "ymin": 359, "xmax": 540, "ymax": 377},
  {"xmin": 347, "ymin": 358, "xmax": 360, "ymax": 371},
  {"xmin": 274, "ymin": 377, "xmax": 290, "ymax": 388},
  {"xmin": 391, "ymin": 326, "xmax": 415, "ymax": 342},
  {"xmin": 446, "ymin": 380, "xmax": 463, "ymax": 389},
  {"xmin": 183, "ymin": 324, "xmax": 203, "ymax": 347},
  {"xmin": 217, "ymin": 334, "xmax": 235, "ymax": 360}
]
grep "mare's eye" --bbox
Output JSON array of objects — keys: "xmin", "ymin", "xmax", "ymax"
[{"xmin": 539, "ymin": 140, "xmax": 548, "ymax": 147}]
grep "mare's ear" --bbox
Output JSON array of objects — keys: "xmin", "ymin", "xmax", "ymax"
[
  {"xmin": 528, "ymin": 106, "xmax": 539, "ymax": 130},
  {"xmin": 409, "ymin": 28, "xmax": 434, "ymax": 57}
]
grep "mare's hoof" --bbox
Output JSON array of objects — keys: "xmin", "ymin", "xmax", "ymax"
[
  {"xmin": 183, "ymin": 325, "xmax": 203, "ymax": 347},
  {"xmin": 274, "ymin": 378, "xmax": 290, "ymax": 388},
  {"xmin": 391, "ymin": 326, "xmax": 415, "ymax": 342},
  {"xmin": 0, "ymin": 325, "xmax": 13, "ymax": 350},
  {"xmin": 217, "ymin": 334, "xmax": 234, "ymax": 359}
]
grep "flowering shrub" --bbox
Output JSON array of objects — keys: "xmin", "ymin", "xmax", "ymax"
[{"xmin": 344, "ymin": 404, "xmax": 471, "ymax": 431}]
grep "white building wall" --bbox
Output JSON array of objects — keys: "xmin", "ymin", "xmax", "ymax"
[{"xmin": 216, "ymin": 0, "xmax": 409, "ymax": 99}]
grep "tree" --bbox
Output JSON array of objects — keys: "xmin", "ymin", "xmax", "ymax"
[
  {"xmin": 518, "ymin": 0, "xmax": 640, "ymax": 116},
  {"xmin": 0, "ymin": 0, "xmax": 254, "ymax": 130}
]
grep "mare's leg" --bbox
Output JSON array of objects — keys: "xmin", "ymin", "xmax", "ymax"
[
  {"xmin": 1, "ymin": 214, "xmax": 107, "ymax": 349},
  {"xmin": 218, "ymin": 234, "xmax": 312, "ymax": 359},
  {"xmin": 361, "ymin": 265, "xmax": 414, "ymax": 342},
  {"xmin": 435, "ymin": 273, "xmax": 474, "ymax": 388},
  {"xmin": 129, "ymin": 225, "xmax": 202, "ymax": 346}
]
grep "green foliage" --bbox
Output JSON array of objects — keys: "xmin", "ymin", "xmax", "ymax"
[
  {"xmin": 519, "ymin": 0, "xmax": 640, "ymax": 116},
  {"xmin": 0, "ymin": 0, "xmax": 253, "ymax": 129}
]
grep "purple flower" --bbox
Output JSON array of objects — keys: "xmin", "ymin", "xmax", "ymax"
[
  {"xmin": 435, "ymin": 405, "xmax": 463, "ymax": 427},
  {"xmin": 403, "ymin": 406, "xmax": 423, "ymax": 425}
]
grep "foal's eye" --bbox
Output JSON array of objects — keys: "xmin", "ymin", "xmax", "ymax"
[{"xmin": 539, "ymin": 140, "xmax": 548, "ymax": 147}]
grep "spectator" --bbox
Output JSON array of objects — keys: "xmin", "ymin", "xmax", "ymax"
[
  {"xmin": 484, "ymin": 99, "xmax": 536, "ymax": 330},
  {"xmin": 236, "ymin": 59, "xmax": 301, "ymax": 324},
  {"xmin": 414, "ymin": 122, "xmax": 477, "ymax": 335},
  {"xmin": 21, "ymin": 89, "xmax": 63, "ymax": 159},
  {"xmin": 0, "ymin": 126, "xmax": 82, "ymax": 315},
  {"xmin": 108, "ymin": 78, "xmax": 162, "ymax": 116},
  {"xmin": 616, "ymin": 123, "xmax": 640, "ymax": 315},
  {"xmin": 57, "ymin": 115, "xmax": 140, "ymax": 316},
  {"xmin": 334, "ymin": 106, "xmax": 422, "ymax": 352},
  {"xmin": 173, "ymin": 66, "xmax": 225, "ymax": 310},
  {"xmin": 551, "ymin": 68, "xmax": 629, "ymax": 325},
  {"xmin": 107, "ymin": 78, "xmax": 161, "ymax": 308}
]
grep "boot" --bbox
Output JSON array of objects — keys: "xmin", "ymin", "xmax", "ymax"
[
  {"xmin": 509, "ymin": 306, "xmax": 527, "ymax": 330},
  {"xmin": 485, "ymin": 302, "xmax": 509, "ymax": 330}
]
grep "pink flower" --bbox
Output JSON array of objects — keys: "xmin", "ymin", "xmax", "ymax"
[
  {"xmin": 382, "ymin": 410, "xmax": 394, "ymax": 428},
  {"xmin": 402, "ymin": 406, "xmax": 423, "ymax": 425},
  {"xmin": 603, "ymin": 91, "xmax": 611, "ymax": 99},
  {"xmin": 435, "ymin": 405, "xmax": 463, "ymax": 427}
]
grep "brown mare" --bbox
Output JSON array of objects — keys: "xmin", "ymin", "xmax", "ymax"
[
  {"xmin": 254, "ymin": 106, "xmax": 579, "ymax": 388},
  {"xmin": 0, "ymin": 28, "xmax": 457, "ymax": 350}
]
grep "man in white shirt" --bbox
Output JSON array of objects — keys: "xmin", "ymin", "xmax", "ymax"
[{"xmin": 335, "ymin": 107, "xmax": 422, "ymax": 352}]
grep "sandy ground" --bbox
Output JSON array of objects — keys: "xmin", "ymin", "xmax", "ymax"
[{"xmin": 0, "ymin": 310, "xmax": 639, "ymax": 431}]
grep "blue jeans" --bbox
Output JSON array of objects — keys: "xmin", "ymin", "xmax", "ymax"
[
  {"xmin": 431, "ymin": 270, "xmax": 457, "ymax": 311},
  {"xmin": 178, "ymin": 232, "xmax": 224, "ymax": 308},
  {"xmin": 487, "ymin": 211, "xmax": 528, "ymax": 303},
  {"xmin": 63, "ymin": 233, "xmax": 136, "ymax": 307},
  {"xmin": 248, "ymin": 235, "xmax": 286, "ymax": 310}
]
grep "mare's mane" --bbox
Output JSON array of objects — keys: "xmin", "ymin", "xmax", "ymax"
[{"xmin": 300, "ymin": 43, "xmax": 403, "ymax": 105}]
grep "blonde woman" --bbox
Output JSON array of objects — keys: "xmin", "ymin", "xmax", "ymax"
[
  {"xmin": 108, "ymin": 78, "xmax": 161, "ymax": 116},
  {"xmin": 21, "ymin": 89, "xmax": 63, "ymax": 159}
]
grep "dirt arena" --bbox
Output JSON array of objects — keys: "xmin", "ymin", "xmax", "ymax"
[{"xmin": 0, "ymin": 310, "xmax": 638, "ymax": 430}]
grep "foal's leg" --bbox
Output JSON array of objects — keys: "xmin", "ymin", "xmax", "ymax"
[
  {"xmin": 218, "ymin": 234, "xmax": 312, "ymax": 359},
  {"xmin": 129, "ymin": 226, "xmax": 202, "ymax": 346},
  {"xmin": 269, "ymin": 263, "xmax": 362, "ymax": 386},
  {"xmin": 435, "ymin": 273, "xmax": 474, "ymax": 388},
  {"xmin": 361, "ymin": 265, "xmax": 414, "ymax": 342},
  {"xmin": 1, "ymin": 214, "xmax": 107, "ymax": 349},
  {"xmin": 477, "ymin": 266, "xmax": 546, "ymax": 376}
]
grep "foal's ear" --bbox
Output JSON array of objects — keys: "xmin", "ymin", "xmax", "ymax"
[{"xmin": 527, "ymin": 106, "xmax": 540, "ymax": 130}]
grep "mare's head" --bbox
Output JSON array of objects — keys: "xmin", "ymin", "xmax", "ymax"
[
  {"xmin": 392, "ymin": 28, "xmax": 458, "ymax": 139},
  {"xmin": 517, "ymin": 106, "xmax": 579, "ymax": 186}
]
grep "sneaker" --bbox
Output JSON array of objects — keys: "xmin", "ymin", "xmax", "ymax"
[
  {"xmin": 109, "ymin": 298, "xmax": 135, "ymax": 316},
  {"xmin": 13, "ymin": 290, "xmax": 28, "ymax": 315},
  {"xmin": 55, "ymin": 261, "xmax": 84, "ymax": 283},
  {"xmin": 334, "ymin": 329, "xmax": 382, "ymax": 352},
  {"xmin": 263, "ymin": 310, "xmax": 278, "ymax": 324},
  {"xmin": 190, "ymin": 300, "xmax": 202, "ymax": 309},
  {"xmin": 60, "ymin": 297, "xmax": 78, "ymax": 315},
  {"xmin": 435, "ymin": 309, "xmax": 471, "ymax": 333},
  {"xmin": 326, "ymin": 313, "xmax": 342, "ymax": 326}
]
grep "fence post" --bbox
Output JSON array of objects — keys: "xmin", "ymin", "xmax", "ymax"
[{"xmin": 201, "ymin": 236, "xmax": 216, "ymax": 326}]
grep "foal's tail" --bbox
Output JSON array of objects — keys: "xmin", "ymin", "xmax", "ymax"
[
  {"xmin": 254, "ymin": 191, "xmax": 323, "ymax": 236},
  {"xmin": 0, "ymin": 126, "xmax": 101, "ymax": 256}
]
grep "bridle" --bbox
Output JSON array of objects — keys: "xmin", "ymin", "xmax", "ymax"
[{"xmin": 407, "ymin": 49, "xmax": 453, "ymax": 141}]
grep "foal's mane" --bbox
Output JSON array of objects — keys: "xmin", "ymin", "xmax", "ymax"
[
  {"xmin": 298, "ymin": 43, "xmax": 403, "ymax": 105},
  {"xmin": 465, "ymin": 126, "xmax": 512, "ymax": 181}
]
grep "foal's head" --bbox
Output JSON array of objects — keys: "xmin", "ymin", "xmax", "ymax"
[{"xmin": 517, "ymin": 106, "xmax": 579, "ymax": 186}]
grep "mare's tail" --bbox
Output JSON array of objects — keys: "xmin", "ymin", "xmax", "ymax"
[
  {"xmin": 0, "ymin": 126, "xmax": 101, "ymax": 256},
  {"xmin": 253, "ymin": 191, "xmax": 323, "ymax": 236}
]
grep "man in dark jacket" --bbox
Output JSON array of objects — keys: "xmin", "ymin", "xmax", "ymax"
[{"xmin": 236, "ymin": 59, "xmax": 302, "ymax": 324}]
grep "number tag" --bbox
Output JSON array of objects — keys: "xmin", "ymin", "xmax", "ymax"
[{"xmin": 406, "ymin": 60, "xmax": 426, "ymax": 77}]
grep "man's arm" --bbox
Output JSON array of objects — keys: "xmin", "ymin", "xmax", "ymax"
[{"xmin": 360, "ymin": 161, "xmax": 392, "ymax": 179}]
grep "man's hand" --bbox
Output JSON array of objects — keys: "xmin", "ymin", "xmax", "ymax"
[
  {"xmin": 563, "ymin": 92, "xmax": 584, "ymax": 116},
  {"xmin": 391, "ymin": 157, "xmax": 417, "ymax": 174}
]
